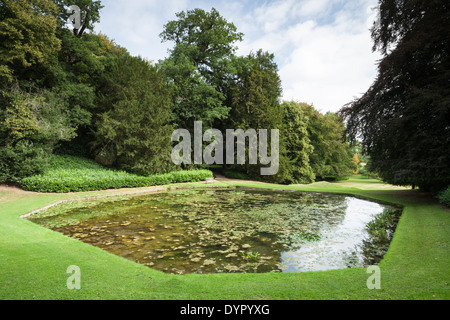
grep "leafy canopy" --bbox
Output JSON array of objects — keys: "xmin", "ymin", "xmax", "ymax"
[
  {"xmin": 0, "ymin": 0, "xmax": 61, "ymax": 83},
  {"xmin": 341, "ymin": 0, "xmax": 450, "ymax": 190},
  {"xmin": 160, "ymin": 8, "xmax": 243, "ymax": 129}
]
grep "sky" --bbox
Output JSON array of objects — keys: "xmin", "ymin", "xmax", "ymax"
[{"xmin": 94, "ymin": 0, "xmax": 382, "ymax": 114}]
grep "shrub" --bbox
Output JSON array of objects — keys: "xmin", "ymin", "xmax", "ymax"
[
  {"xmin": 366, "ymin": 209, "xmax": 396, "ymax": 241},
  {"xmin": 358, "ymin": 166, "xmax": 380, "ymax": 179},
  {"xmin": 20, "ymin": 155, "xmax": 213, "ymax": 193},
  {"xmin": 437, "ymin": 186, "xmax": 450, "ymax": 207},
  {"xmin": 223, "ymin": 170, "xmax": 249, "ymax": 180},
  {"xmin": 322, "ymin": 176, "xmax": 350, "ymax": 182},
  {"xmin": 0, "ymin": 141, "xmax": 50, "ymax": 183}
]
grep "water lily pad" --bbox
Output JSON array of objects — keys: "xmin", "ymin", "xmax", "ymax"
[
  {"xmin": 34, "ymin": 188, "xmax": 401, "ymax": 275},
  {"xmin": 203, "ymin": 259, "xmax": 216, "ymax": 266}
]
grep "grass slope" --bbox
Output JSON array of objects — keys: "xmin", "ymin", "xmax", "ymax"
[{"xmin": 0, "ymin": 176, "xmax": 449, "ymax": 300}]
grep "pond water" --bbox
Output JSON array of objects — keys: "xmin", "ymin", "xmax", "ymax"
[{"xmin": 29, "ymin": 188, "xmax": 402, "ymax": 274}]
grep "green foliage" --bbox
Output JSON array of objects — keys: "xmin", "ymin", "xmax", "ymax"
[
  {"xmin": 437, "ymin": 187, "xmax": 450, "ymax": 207},
  {"xmin": 160, "ymin": 8, "xmax": 243, "ymax": 129},
  {"xmin": 160, "ymin": 53, "xmax": 228, "ymax": 128},
  {"xmin": 20, "ymin": 155, "xmax": 213, "ymax": 193},
  {"xmin": 0, "ymin": 84, "xmax": 90, "ymax": 181},
  {"xmin": 300, "ymin": 103, "xmax": 354, "ymax": 180},
  {"xmin": 0, "ymin": 141, "xmax": 50, "ymax": 183},
  {"xmin": 240, "ymin": 250, "xmax": 260, "ymax": 262},
  {"xmin": 289, "ymin": 232, "xmax": 321, "ymax": 245},
  {"xmin": 57, "ymin": 30, "xmax": 114, "ymax": 86},
  {"xmin": 278, "ymin": 101, "xmax": 315, "ymax": 184},
  {"xmin": 0, "ymin": 83, "xmax": 93, "ymax": 182},
  {"xmin": 228, "ymin": 51, "xmax": 282, "ymax": 130},
  {"xmin": 0, "ymin": 0, "xmax": 61, "ymax": 84},
  {"xmin": 93, "ymin": 55, "xmax": 174, "ymax": 175},
  {"xmin": 0, "ymin": 2, "xmax": 361, "ymax": 189},
  {"xmin": 226, "ymin": 50, "xmax": 284, "ymax": 181},
  {"xmin": 366, "ymin": 209, "xmax": 396, "ymax": 241},
  {"xmin": 0, "ymin": 90, "xmax": 44, "ymax": 182},
  {"xmin": 341, "ymin": 0, "xmax": 450, "ymax": 191},
  {"xmin": 358, "ymin": 165, "xmax": 380, "ymax": 179},
  {"xmin": 223, "ymin": 170, "xmax": 249, "ymax": 180}
]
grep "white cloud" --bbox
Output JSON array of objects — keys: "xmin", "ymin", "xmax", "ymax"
[
  {"xmin": 96, "ymin": 0, "xmax": 189, "ymax": 61},
  {"xmin": 278, "ymin": 20, "xmax": 380, "ymax": 113},
  {"xmin": 95, "ymin": 0, "xmax": 381, "ymax": 113},
  {"xmin": 235, "ymin": 0, "xmax": 381, "ymax": 113},
  {"xmin": 293, "ymin": 0, "xmax": 333, "ymax": 18}
]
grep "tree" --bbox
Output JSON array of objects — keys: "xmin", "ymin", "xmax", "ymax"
[
  {"xmin": 228, "ymin": 51, "xmax": 282, "ymax": 129},
  {"xmin": 0, "ymin": 0, "xmax": 61, "ymax": 84},
  {"xmin": 279, "ymin": 101, "xmax": 315, "ymax": 184},
  {"xmin": 226, "ymin": 50, "xmax": 284, "ymax": 181},
  {"xmin": 160, "ymin": 8, "xmax": 243, "ymax": 129},
  {"xmin": 301, "ymin": 104, "xmax": 354, "ymax": 180},
  {"xmin": 0, "ymin": 0, "xmax": 93, "ymax": 182},
  {"xmin": 53, "ymin": 0, "xmax": 103, "ymax": 37},
  {"xmin": 340, "ymin": 0, "xmax": 450, "ymax": 191},
  {"xmin": 352, "ymin": 153, "xmax": 361, "ymax": 174},
  {"xmin": 53, "ymin": 31, "xmax": 128, "ymax": 156},
  {"xmin": 0, "ymin": 84, "xmax": 89, "ymax": 182},
  {"xmin": 93, "ymin": 55, "xmax": 174, "ymax": 175}
]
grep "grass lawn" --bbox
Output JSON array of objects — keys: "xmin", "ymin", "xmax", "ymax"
[{"xmin": 0, "ymin": 176, "xmax": 448, "ymax": 300}]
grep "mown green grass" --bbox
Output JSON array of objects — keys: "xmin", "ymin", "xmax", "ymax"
[{"xmin": 0, "ymin": 176, "xmax": 449, "ymax": 300}]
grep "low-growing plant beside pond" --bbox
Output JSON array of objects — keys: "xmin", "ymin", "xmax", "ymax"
[{"xmin": 19, "ymin": 155, "xmax": 213, "ymax": 193}]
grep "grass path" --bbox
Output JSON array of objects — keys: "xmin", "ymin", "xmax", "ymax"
[{"xmin": 0, "ymin": 177, "xmax": 448, "ymax": 300}]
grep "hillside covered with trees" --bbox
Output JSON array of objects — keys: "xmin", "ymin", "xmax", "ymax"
[{"xmin": 1, "ymin": 0, "xmax": 363, "ymax": 188}]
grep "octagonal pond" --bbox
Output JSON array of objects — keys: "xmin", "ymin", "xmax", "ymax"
[{"xmin": 28, "ymin": 188, "xmax": 402, "ymax": 274}]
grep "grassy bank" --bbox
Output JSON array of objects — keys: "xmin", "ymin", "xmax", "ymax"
[{"xmin": 0, "ymin": 176, "xmax": 448, "ymax": 300}]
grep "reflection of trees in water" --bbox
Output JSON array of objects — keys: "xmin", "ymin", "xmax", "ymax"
[
  {"xmin": 36, "ymin": 188, "xmax": 400, "ymax": 274},
  {"xmin": 279, "ymin": 192, "xmax": 349, "ymax": 236},
  {"xmin": 341, "ymin": 246, "xmax": 363, "ymax": 269},
  {"xmin": 357, "ymin": 207, "xmax": 402, "ymax": 267}
]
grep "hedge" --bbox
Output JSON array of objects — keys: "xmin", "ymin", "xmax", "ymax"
[
  {"xmin": 437, "ymin": 186, "xmax": 450, "ymax": 207},
  {"xmin": 19, "ymin": 155, "xmax": 213, "ymax": 193}
]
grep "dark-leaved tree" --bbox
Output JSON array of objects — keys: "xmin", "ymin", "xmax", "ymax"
[
  {"xmin": 340, "ymin": 0, "xmax": 450, "ymax": 191},
  {"xmin": 93, "ymin": 55, "xmax": 174, "ymax": 175}
]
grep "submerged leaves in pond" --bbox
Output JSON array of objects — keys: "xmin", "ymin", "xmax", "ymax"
[{"xmin": 28, "ymin": 188, "xmax": 402, "ymax": 274}]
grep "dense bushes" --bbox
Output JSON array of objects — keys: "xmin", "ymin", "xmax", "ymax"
[
  {"xmin": 366, "ymin": 209, "xmax": 397, "ymax": 241},
  {"xmin": 20, "ymin": 155, "xmax": 213, "ymax": 193},
  {"xmin": 437, "ymin": 187, "xmax": 450, "ymax": 207},
  {"xmin": 1, "ymin": 3, "xmax": 357, "ymax": 188},
  {"xmin": 93, "ymin": 55, "xmax": 174, "ymax": 175}
]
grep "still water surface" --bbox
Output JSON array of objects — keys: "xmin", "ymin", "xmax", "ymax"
[{"xmin": 30, "ymin": 188, "xmax": 401, "ymax": 274}]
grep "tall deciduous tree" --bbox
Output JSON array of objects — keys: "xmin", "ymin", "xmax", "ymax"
[
  {"xmin": 0, "ymin": 0, "xmax": 61, "ymax": 83},
  {"xmin": 0, "ymin": 0, "xmax": 92, "ymax": 182},
  {"xmin": 54, "ymin": 0, "xmax": 103, "ymax": 37},
  {"xmin": 302, "ymin": 104, "xmax": 354, "ymax": 180},
  {"xmin": 160, "ymin": 8, "xmax": 243, "ymax": 129},
  {"xmin": 340, "ymin": 0, "xmax": 450, "ymax": 191}
]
